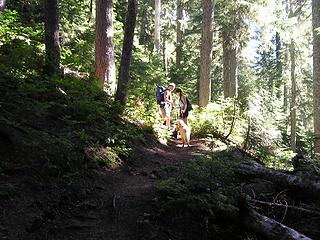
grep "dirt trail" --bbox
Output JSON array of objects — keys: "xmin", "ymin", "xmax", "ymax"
[{"xmin": 60, "ymin": 138, "xmax": 209, "ymax": 240}]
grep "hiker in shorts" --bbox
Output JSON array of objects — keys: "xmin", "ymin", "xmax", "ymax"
[
  {"xmin": 174, "ymin": 88, "xmax": 191, "ymax": 125},
  {"xmin": 162, "ymin": 83, "xmax": 176, "ymax": 128}
]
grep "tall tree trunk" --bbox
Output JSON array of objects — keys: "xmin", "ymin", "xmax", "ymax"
[
  {"xmin": 223, "ymin": 34, "xmax": 238, "ymax": 98},
  {"xmin": 275, "ymin": 32, "xmax": 282, "ymax": 98},
  {"xmin": 198, "ymin": 0, "xmax": 214, "ymax": 107},
  {"xmin": 163, "ymin": 35, "xmax": 168, "ymax": 72},
  {"xmin": 284, "ymin": 82, "xmax": 288, "ymax": 113},
  {"xmin": 139, "ymin": 6, "xmax": 147, "ymax": 45},
  {"xmin": 95, "ymin": 0, "xmax": 116, "ymax": 94},
  {"xmin": 44, "ymin": 0, "xmax": 60, "ymax": 76},
  {"xmin": 313, "ymin": 0, "xmax": 320, "ymax": 153},
  {"xmin": 229, "ymin": 50, "xmax": 238, "ymax": 98},
  {"xmin": 176, "ymin": 0, "xmax": 183, "ymax": 69},
  {"xmin": 223, "ymin": 43, "xmax": 230, "ymax": 98},
  {"xmin": 290, "ymin": 40, "xmax": 297, "ymax": 153},
  {"xmin": 154, "ymin": 0, "xmax": 161, "ymax": 55},
  {"xmin": 115, "ymin": 0, "xmax": 137, "ymax": 104},
  {"xmin": 0, "ymin": 0, "xmax": 6, "ymax": 12},
  {"xmin": 162, "ymin": 7, "xmax": 167, "ymax": 71}
]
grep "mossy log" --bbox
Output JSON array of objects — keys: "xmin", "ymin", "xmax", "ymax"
[
  {"xmin": 241, "ymin": 206, "xmax": 311, "ymax": 240},
  {"xmin": 214, "ymin": 195, "xmax": 311, "ymax": 239},
  {"xmin": 237, "ymin": 161, "xmax": 320, "ymax": 198}
]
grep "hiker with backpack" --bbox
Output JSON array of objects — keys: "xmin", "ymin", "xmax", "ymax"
[
  {"xmin": 156, "ymin": 83, "xmax": 176, "ymax": 128},
  {"xmin": 174, "ymin": 88, "xmax": 192, "ymax": 125}
]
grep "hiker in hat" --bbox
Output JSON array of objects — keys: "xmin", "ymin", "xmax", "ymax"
[{"xmin": 162, "ymin": 83, "xmax": 176, "ymax": 128}]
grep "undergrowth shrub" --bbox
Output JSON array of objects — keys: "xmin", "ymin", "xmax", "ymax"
[
  {"xmin": 0, "ymin": 10, "xmax": 43, "ymax": 79},
  {"xmin": 189, "ymin": 99, "xmax": 245, "ymax": 144},
  {"xmin": 121, "ymin": 46, "xmax": 174, "ymax": 144},
  {"xmin": 0, "ymin": 75, "xmax": 146, "ymax": 175},
  {"xmin": 157, "ymin": 147, "xmax": 243, "ymax": 237},
  {"xmin": 189, "ymin": 94, "xmax": 293, "ymax": 169}
]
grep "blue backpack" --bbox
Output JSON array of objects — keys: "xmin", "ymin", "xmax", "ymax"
[{"xmin": 156, "ymin": 86, "xmax": 165, "ymax": 104}]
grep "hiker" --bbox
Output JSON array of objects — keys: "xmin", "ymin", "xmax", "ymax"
[
  {"xmin": 174, "ymin": 88, "xmax": 192, "ymax": 125},
  {"xmin": 161, "ymin": 83, "xmax": 175, "ymax": 128}
]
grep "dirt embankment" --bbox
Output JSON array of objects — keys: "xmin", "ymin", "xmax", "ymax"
[{"xmin": 0, "ymin": 137, "xmax": 208, "ymax": 240}]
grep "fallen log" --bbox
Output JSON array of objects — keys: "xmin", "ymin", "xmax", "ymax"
[
  {"xmin": 213, "ymin": 196, "xmax": 311, "ymax": 240},
  {"xmin": 237, "ymin": 161, "xmax": 320, "ymax": 198},
  {"xmin": 241, "ymin": 206, "xmax": 312, "ymax": 240},
  {"xmin": 292, "ymin": 154, "xmax": 320, "ymax": 178}
]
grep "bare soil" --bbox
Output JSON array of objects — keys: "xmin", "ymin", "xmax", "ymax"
[{"xmin": 1, "ymin": 138, "xmax": 211, "ymax": 240}]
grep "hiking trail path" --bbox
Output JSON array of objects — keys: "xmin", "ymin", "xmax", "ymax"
[{"xmin": 62, "ymin": 138, "xmax": 210, "ymax": 240}]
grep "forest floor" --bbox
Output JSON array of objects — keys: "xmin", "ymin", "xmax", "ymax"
[
  {"xmin": 1, "ymin": 77, "xmax": 319, "ymax": 240},
  {"xmin": 1, "ymin": 134, "xmax": 218, "ymax": 240},
  {"xmin": 70, "ymin": 137, "xmax": 210, "ymax": 240},
  {"xmin": 2, "ymin": 132, "xmax": 320, "ymax": 239},
  {"xmin": 1, "ymin": 76, "xmax": 248, "ymax": 239},
  {"xmin": 2, "ymin": 77, "xmax": 319, "ymax": 239},
  {"xmin": 53, "ymin": 138, "xmax": 212, "ymax": 240}
]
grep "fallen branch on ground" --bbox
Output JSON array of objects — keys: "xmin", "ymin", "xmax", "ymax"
[
  {"xmin": 237, "ymin": 161, "xmax": 320, "ymax": 198},
  {"xmin": 249, "ymin": 199, "xmax": 320, "ymax": 217},
  {"xmin": 212, "ymin": 195, "xmax": 311, "ymax": 240},
  {"xmin": 241, "ymin": 205, "xmax": 311, "ymax": 240}
]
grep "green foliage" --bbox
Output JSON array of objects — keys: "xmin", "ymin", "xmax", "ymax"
[
  {"xmin": 123, "ymin": 46, "xmax": 168, "ymax": 126},
  {"xmin": 244, "ymin": 91, "xmax": 283, "ymax": 153},
  {"xmin": 189, "ymin": 95, "xmax": 293, "ymax": 168},
  {"xmin": 190, "ymin": 99, "xmax": 245, "ymax": 143},
  {"xmin": 85, "ymin": 146, "xmax": 123, "ymax": 168},
  {"xmin": 6, "ymin": 0, "xmax": 42, "ymax": 23},
  {"xmin": 216, "ymin": 0, "xmax": 251, "ymax": 48},
  {"xmin": 59, "ymin": 0, "xmax": 95, "ymax": 72},
  {"xmin": 157, "ymin": 148, "xmax": 241, "ymax": 234},
  {"xmin": 1, "ymin": 0, "xmax": 316, "ymax": 170},
  {"xmin": 0, "ymin": 74, "xmax": 146, "ymax": 174},
  {"xmin": 0, "ymin": 10, "xmax": 43, "ymax": 78}
]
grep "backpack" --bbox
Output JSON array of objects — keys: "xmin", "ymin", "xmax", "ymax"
[
  {"xmin": 186, "ymin": 97, "xmax": 193, "ymax": 111},
  {"xmin": 156, "ymin": 86, "xmax": 165, "ymax": 104}
]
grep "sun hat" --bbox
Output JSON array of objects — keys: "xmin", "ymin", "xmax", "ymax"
[{"xmin": 168, "ymin": 82, "xmax": 176, "ymax": 90}]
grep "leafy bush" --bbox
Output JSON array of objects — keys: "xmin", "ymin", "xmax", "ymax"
[
  {"xmin": 189, "ymin": 94, "xmax": 293, "ymax": 169},
  {"xmin": 189, "ymin": 99, "xmax": 246, "ymax": 144},
  {"xmin": 0, "ymin": 75, "xmax": 147, "ymax": 174},
  {"xmin": 157, "ymin": 148, "xmax": 243, "ymax": 237},
  {"xmin": 0, "ymin": 10, "xmax": 43, "ymax": 79}
]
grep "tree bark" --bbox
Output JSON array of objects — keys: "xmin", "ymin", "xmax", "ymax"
[
  {"xmin": 206, "ymin": 194, "xmax": 311, "ymax": 240},
  {"xmin": 284, "ymin": 82, "xmax": 288, "ymax": 114},
  {"xmin": 0, "ymin": 0, "xmax": 6, "ymax": 12},
  {"xmin": 243, "ymin": 117, "xmax": 251, "ymax": 151},
  {"xmin": 176, "ymin": 0, "xmax": 183, "ymax": 69},
  {"xmin": 95, "ymin": 0, "xmax": 116, "ymax": 94},
  {"xmin": 238, "ymin": 161, "xmax": 320, "ymax": 198},
  {"xmin": 198, "ymin": 0, "xmax": 214, "ymax": 107},
  {"xmin": 163, "ymin": 34, "xmax": 168, "ymax": 72},
  {"xmin": 154, "ymin": 0, "xmax": 161, "ymax": 55},
  {"xmin": 44, "ymin": 0, "xmax": 60, "ymax": 76},
  {"xmin": 223, "ymin": 33, "xmax": 238, "ymax": 98},
  {"xmin": 290, "ymin": 40, "xmax": 297, "ymax": 152},
  {"xmin": 139, "ymin": 6, "xmax": 147, "ymax": 45},
  {"xmin": 275, "ymin": 32, "xmax": 282, "ymax": 98},
  {"xmin": 242, "ymin": 206, "xmax": 311, "ymax": 240},
  {"xmin": 275, "ymin": 32, "xmax": 281, "ymax": 74},
  {"xmin": 115, "ymin": 0, "xmax": 137, "ymax": 104},
  {"xmin": 313, "ymin": 0, "xmax": 320, "ymax": 153}
]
